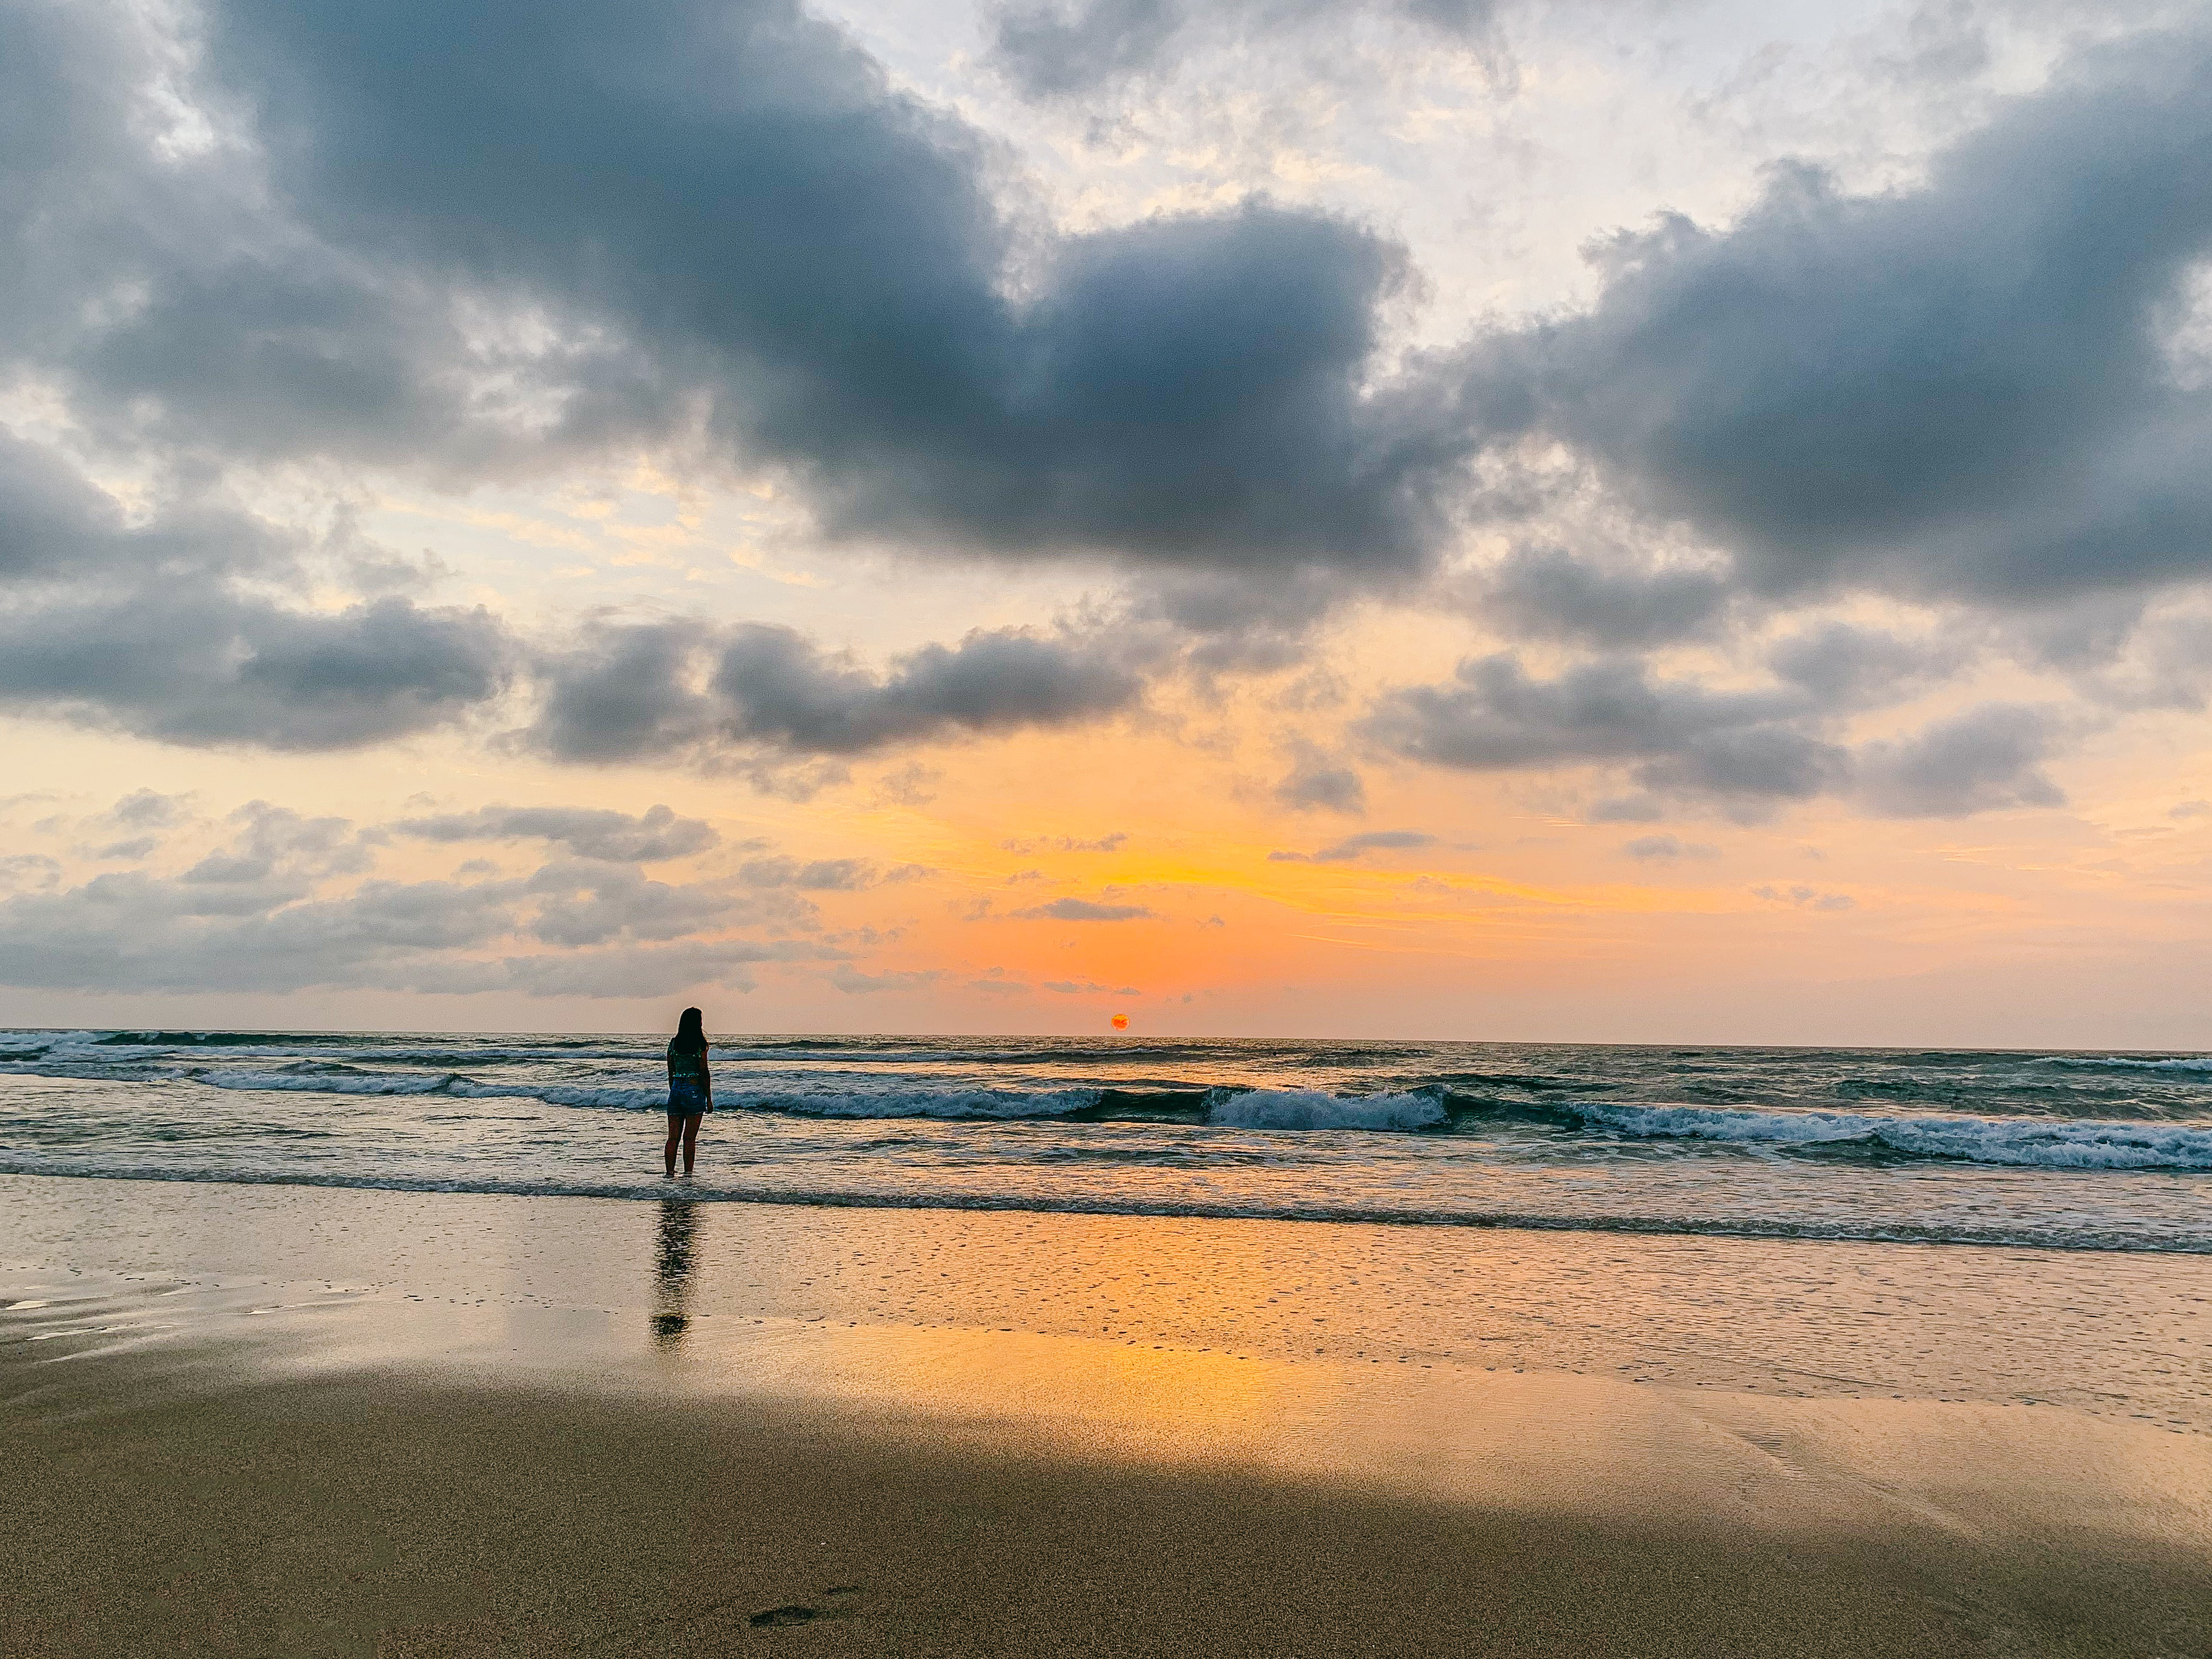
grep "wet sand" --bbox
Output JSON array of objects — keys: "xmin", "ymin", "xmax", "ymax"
[{"xmin": 3, "ymin": 1175, "xmax": 2209, "ymax": 1656}]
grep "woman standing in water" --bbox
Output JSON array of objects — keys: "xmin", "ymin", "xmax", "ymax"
[{"xmin": 663, "ymin": 1006, "xmax": 713, "ymax": 1177}]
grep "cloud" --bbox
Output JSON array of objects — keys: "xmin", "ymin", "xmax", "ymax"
[
  {"xmin": 498, "ymin": 940, "xmax": 804, "ymax": 998},
  {"xmin": 985, "ymin": 0, "xmax": 1498, "ymax": 99},
  {"xmin": 0, "ymin": 858, "xmax": 820, "ymax": 996},
  {"xmin": 1012, "ymin": 896, "xmax": 1153, "ymax": 919},
  {"xmin": 522, "ymin": 861, "xmax": 762, "ymax": 948},
  {"xmin": 1041, "ymin": 978, "xmax": 1141, "ymax": 993},
  {"xmin": 1269, "ymin": 829, "xmax": 1437, "ymax": 862},
  {"xmin": 738, "ymin": 857, "xmax": 876, "ymax": 891},
  {"xmin": 100, "ymin": 790, "xmax": 192, "ymax": 833},
  {"xmin": 1752, "ymin": 883, "xmax": 1856, "ymax": 912},
  {"xmin": 1369, "ymin": 654, "xmax": 2081, "ymax": 821},
  {"xmin": 1585, "ymin": 795, "xmax": 1665, "ymax": 823},
  {"xmin": 0, "ymin": 431, "xmax": 517, "ymax": 749},
  {"xmin": 1001, "ymin": 832, "xmax": 1129, "ymax": 853},
  {"xmin": 1475, "ymin": 545, "xmax": 1732, "ymax": 650},
  {"xmin": 0, "ymin": 586, "xmax": 514, "ymax": 751},
  {"xmin": 78, "ymin": 788, "xmax": 198, "ymax": 860},
  {"xmin": 872, "ymin": 762, "xmax": 942, "ymax": 807},
  {"xmin": 8, "ymin": 0, "xmax": 1466, "ymax": 584},
  {"xmin": 1765, "ymin": 623, "xmax": 1968, "ymax": 709},
  {"xmin": 1364, "ymin": 654, "xmax": 1850, "ymax": 808},
  {"xmin": 7, "ymin": 0, "xmax": 2209, "ymax": 817},
  {"xmin": 530, "ymin": 619, "xmax": 1148, "ymax": 763},
  {"xmin": 1273, "ymin": 751, "xmax": 1367, "ymax": 814},
  {"xmin": 0, "ymin": 428, "xmax": 1141, "ymax": 763},
  {"xmin": 394, "ymin": 803, "xmax": 718, "ymax": 862},
  {"xmin": 1621, "ymin": 834, "xmax": 1717, "ymax": 860},
  {"xmin": 829, "ymin": 965, "xmax": 943, "ymax": 993},
  {"xmin": 0, "ymin": 869, "xmax": 517, "ymax": 994},
  {"xmin": 1855, "ymin": 704, "xmax": 2068, "ymax": 818},
  {"xmin": 0, "ymin": 419, "xmax": 1154, "ymax": 767},
  {"xmin": 0, "ymin": 800, "xmax": 829, "ymax": 995},
  {"xmin": 0, "ymin": 855, "xmax": 63, "ymax": 894},
  {"xmin": 1470, "ymin": 32, "xmax": 2212, "ymax": 605}
]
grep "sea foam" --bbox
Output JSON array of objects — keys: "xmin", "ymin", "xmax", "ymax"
[
  {"xmin": 1207, "ymin": 1089, "xmax": 1446, "ymax": 1132},
  {"xmin": 1569, "ymin": 1101, "xmax": 2212, "ymax": 1169}
]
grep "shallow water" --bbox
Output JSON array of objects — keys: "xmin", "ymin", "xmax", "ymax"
[{"xmin": 4, "ymin": 1029, "xmax": 2211, "ymax": 1250}]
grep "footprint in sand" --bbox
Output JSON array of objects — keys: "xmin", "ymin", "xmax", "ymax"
[
  {"xmin": 749, "ymin": 1585, "xmax": 863, "ymax": 1630},
  {"xmin": 748, "ymin": 1607, "xmax": 819, "ymax": 1629}
]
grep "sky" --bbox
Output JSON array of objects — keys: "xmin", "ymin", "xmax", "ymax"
[{"xmin": 3, "ymin": 0, "xmax": 2212, "ymax": 1045}]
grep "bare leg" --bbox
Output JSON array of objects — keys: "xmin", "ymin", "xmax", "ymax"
[
  {"xmin": 663, "ymin": 1113, "xmax": 683, "ymax": 1177},
  {"xmin": 681, "ymin": 1112, "xmax": 702, "ymax": 1176}
]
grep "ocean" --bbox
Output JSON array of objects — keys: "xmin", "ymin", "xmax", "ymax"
[{"xmin": 5, "ymin": 1029, "xmax": 2210, "ymax": 1254}]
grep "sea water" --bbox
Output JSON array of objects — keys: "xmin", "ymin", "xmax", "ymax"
[{"xmin": 3, "ymin": 1031, "xmax": 2210, "ymax": 1252}]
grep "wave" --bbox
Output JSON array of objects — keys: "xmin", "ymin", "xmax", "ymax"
[
  {"xmin": 2033, "ymin": 1054, "xmax": 2212, "ymax": 1076},
  {"xmin": 1206, "ymin": 1088, "xmax": 1445, "ymax": 1132},
  {"xmin": 1568, "ymin": 1102, "xmax": 2212, "ymax": 1169},
  {"xmin": 0, "ymin": 1159, "xmax": 2200, "ymax": 1253},
  {"xmin": 10, "ymin": 1041, "xmax": 2212, "ymax": 1167}
]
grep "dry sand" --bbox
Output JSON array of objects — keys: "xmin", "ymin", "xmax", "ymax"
[{"xmin": 3, "ymin": 1176, "xmax": 2209, "ymax": 1657}]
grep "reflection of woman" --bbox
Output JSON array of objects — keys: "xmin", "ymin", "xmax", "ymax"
[
  {"xmin": 663, "ymin": 1006, "xmax": 713, "ymax": 1177},
  {"xmin": 650, "ymin": 1195, "xmax": 698, "ymax": 1348}
]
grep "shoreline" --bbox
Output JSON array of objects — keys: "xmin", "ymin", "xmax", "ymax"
[
  {"xmin": 2, "ymin": 1161, "xmax": 2202, "ymax": 1256},
  {"xmin": 7, "ymin": 1173, "xmax": 2211, "ymax": 1429},
  {"xmin": 5, "ymin": 1174, "xmax": 2210, "ymax": 1655}
]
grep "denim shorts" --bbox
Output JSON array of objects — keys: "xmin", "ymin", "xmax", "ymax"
[{"xmin": 668, "ymin": 1076, "xmax": 710, "ymax": 1116}]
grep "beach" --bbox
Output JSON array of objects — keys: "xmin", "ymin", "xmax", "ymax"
[{"xmin": 6, "ymin": 1174, "xmax": 2209, "ymax": 1656}]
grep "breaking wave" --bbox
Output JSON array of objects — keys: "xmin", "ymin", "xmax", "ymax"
[{"xmin": 1565, "ymin": 1102, "xmax": 2212, "ymax": 1170}]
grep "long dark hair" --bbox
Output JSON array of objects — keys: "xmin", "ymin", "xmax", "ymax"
[{"xmin": 673, "ymin": 1006, "xmax": 706, "ymax": 1054}]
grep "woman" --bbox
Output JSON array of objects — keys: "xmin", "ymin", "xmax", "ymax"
[{"xmin": 663, "ymin": 1006, "xmax": 713, "ymax": 1177}]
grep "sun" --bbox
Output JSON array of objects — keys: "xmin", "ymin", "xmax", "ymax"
[{"xmin": 1110, "ymin": 1014, "xmax": 1129, "ymax": 1031}]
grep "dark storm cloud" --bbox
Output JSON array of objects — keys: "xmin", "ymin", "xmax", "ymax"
[
  {"xmin": 986, "ymin": 0, "xmax": 1497, "ymax": 99},
  {"xmin": 33, "ymin": 0, "xmax": 2208, "ymax": 622},
  {"xmin": 1855, "ymin": 703, "xmax": 2068, "ymax": 818},
  {"xmin": 1362, "ymin": 654, "xmax": 1851, "ymax": 806},
  {"xmin": 0, "ymin": 0, "xmax": 1461, "ymax": 583},
  {"xmin": 10, "ymin": 0, "xmax": 2212, "ymax": 794},
  {"xmin": 394, "ymin": 803, "xmax": 718, "ymax": 862},
  {"xmin": 1476, "ymin": 546, "xmax": 1732, "ymax": 650},
  {"xmin": 530, "ymin": 618, "xmax": 1146, "ymax": 763},
  {"xmin": 0, "ymin": 584, "xmax": 514, "ymax": 750},
  {"xmin": 1472, "ymin": 33, "xmax": 2212, "ymax": 604}
]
